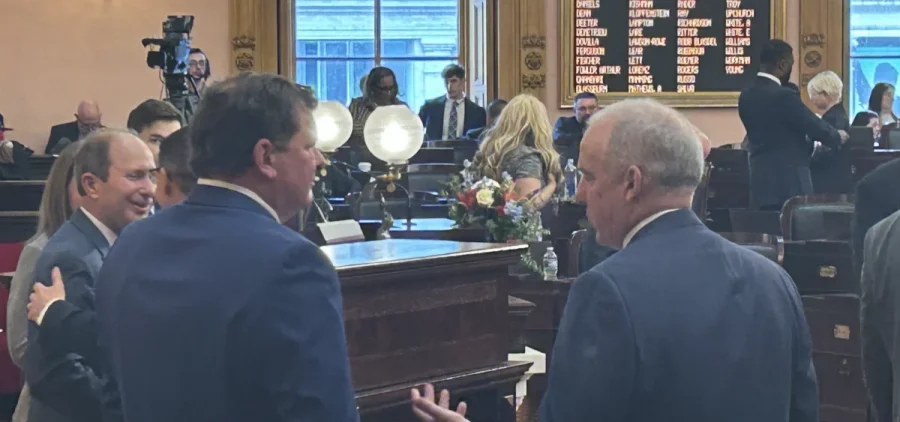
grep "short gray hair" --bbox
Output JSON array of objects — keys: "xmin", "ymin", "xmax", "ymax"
[
  {"xmin": 588, "ymin": 98, "xmax": 703, "ymax": 191},
  {"xmin": 807, "ymin": 70, "xmax": 843, "ymax": 101},
  {"xmin": 75, "ymin": 127, "xmax": 137, "ymax": 196}
]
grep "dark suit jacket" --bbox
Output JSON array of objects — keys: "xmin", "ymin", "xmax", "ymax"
[
  {"xmin": 811, "ymin": 103, "xmax": 852, "ymax": 194},
  {"xmin": 95, "ymin": 185, "xmax": 359, "ymax": 422},
  {"xmin": 24, "ymin": 209, "xmax": 116, "ymax": 422},
  {"xmin": 853, "ymin": 157, "xmax": 900, "ymax": 271},
  {"xmin": 739, "ymin": 76, "xmax": 843, "ymax": 209},
  {"xmin": 45, "ymin": 122, "xmax": 79, "ymax": 155},
  {"xmin": 418, "ymin": 96, "xmax": 486, "ymax": 141},
  {"xmin": 540, "ymin": 209, "xmax": 818, "ymax": 422},
  {"xmin": 552, "ymin": 116, "xmax": 584, "ymax": 165},
  {"xmin": 860, "ymin": 209, "xmax": 900, "ymax": 422}
]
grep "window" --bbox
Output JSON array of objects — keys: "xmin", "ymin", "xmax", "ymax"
[
  {"xmin": 295, "ymin": 0, "xmax": 460, "ymax": 112},
  {"xmin": 847, "ymin": 0, "xmax": 900, "ymax": 118}
]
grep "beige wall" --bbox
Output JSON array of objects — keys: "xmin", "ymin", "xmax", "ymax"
[
  {"xmin": 542, "ymin": 0, "xmax": 801, "ymax": 147},
  {"xmin": 0, "ymin": 0, "xmax": 230, "ymax": 152}
]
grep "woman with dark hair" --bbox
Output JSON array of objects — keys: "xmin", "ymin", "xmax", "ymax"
[
  {"xmin": 869, "ymin": 82, "xmax": 897, "ymax": 127},
  {"xmin": 6, "ymin": 144, "xmax": 81, "ymax": 422},
  {"xmin": 852, "ymin": 110, "xmax": 882, "ymax": 143},
  {"xmin": 347, "ymin": 66, "xmax": 407, "ymax": 147}
]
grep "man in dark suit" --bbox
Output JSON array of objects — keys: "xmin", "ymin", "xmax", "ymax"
[
  {"xmin": 24, "ymin": 128, "xmax": 156, "ymax": 422},
  {"xmin": 853, "ymin": 157, "xmax": 900, "ymax": 270},
  {"xmin": 860, "ymin": 207, "xmax": 900, "ymax": 422},
  {"xmin": 95, "ymin": 72, "xmax": 359, "ymax": 422},
  {"xmin": 419, "ymin": 64, "xmax": 486, "ymax": 141},
  {"xmin": 463, "ymin": 98, "xmax": 506, "ymax": 142},
  {"xmin": 552, "ymin": 92, "xmax": 597, "ymax": 165},
  {"xmin": 45, "ymin": 101, "xmax": 103, "ymax": 155},
  {"xmin": 739, "ymin": 39, "xmax": 848, "ymax": 210},
  {"xmin": 410, "ymin": 98, "xmax": 818, "ymax": 422}
]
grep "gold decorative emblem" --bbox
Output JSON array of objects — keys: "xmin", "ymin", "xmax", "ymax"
[
  {"xmin": 232, "ymin": 35, "xmax": 257, "ymax": 51},
  {"xmin": 802, "ymin": 33, "xmax": 825, "ymax": 47},
  {"xmin": 804, "ymin": 51, "xmax": 822, "ymax": 68},
  {"xmin": 525, "ymin": 51, "xmax": 543, "ymax": 71},
  {"xmin": 521, "ymin": 74, "xmax": 546, "ymax": 90},
  {"xmin": 235, "ymin": 52, "xmax": 255, "ymax": 71},
  {"xmin": 521, "ymin": 34, "xmax": 546, "ymax": 49}
]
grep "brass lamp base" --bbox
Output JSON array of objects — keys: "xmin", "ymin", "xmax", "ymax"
[
  {"xmin": 318, "ymin": 152, "xmax": 334, "ymax": 177},
  {"xmin": 375, "ymin": 164, "xmax": 404, "ymax": 193}
]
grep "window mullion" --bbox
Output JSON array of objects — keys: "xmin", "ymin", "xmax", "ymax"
[{"xmin": 374, "ymin": 0, "xmax": 382, "ymax": 64}]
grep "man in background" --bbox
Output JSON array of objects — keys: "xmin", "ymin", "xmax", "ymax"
[
  {"xmin": 187, "ymin": 48, "xmax": 211, "ymax": 96},
  {"xmin": 25, "ymin": 128, "xmax": 156, "ymax": 422},
  {"xmin": 553, "ymin": 92, "xmax": 597, "ymax": 165},
  {"xmin": 96, "ymin": 72, "xmax": 359, "ymax": 422},
  {"xmin": 419, "ymin": 64, "xmax": 486, "ymax": 141},
  {"xmin": 154, "ymin": 126, "xmax": 196, "ymax": 208},
  {"xmin": 45, "ymin": 101, "xmax": 103, "ymax": 155},
  {"xmin": 126, "ymin": 99, "xmax": 183, "ymax": 162},
  {"xmin": 739, "ymin": 39, "xmax": 847, "ymax": 210},
  {"xmin": 464, "ymin": 99, "xmax": 506, "ymax": 142}
]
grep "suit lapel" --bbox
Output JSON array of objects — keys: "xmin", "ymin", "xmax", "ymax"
[{"xmin": 70, "ymin": 208, "xmax": 111, "ymax": 258}]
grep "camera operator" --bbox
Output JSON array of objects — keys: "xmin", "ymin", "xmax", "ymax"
[{"xmin": 188, "ymin": 48, "xmax": 210, "ymax": 96}]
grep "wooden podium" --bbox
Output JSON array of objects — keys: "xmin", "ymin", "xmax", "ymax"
[{"xmin": 325, "ymin": 239, "xmax": 532, "ymax": 421}]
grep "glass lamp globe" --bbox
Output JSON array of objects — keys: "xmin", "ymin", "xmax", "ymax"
[
  {"xmin": 312, "ymin": 101, "xmax": 353, "ymax": 153},
  {"xmin": 363, "ymin": 105, "xmax": 424, "ymax": 165}
]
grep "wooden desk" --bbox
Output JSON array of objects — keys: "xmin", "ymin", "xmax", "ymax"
[
  {"xmin": 0, "ymin": 211, "xmax": 38, "ymax": 242},
  {"xmin": 326, "ymin": 239, "xmax": 531, "ymax": 420},
  {"xmin": 0, "ymin": 181, "xmax": 44, "ymax": 212},
  {"xmin": 358, "ymin": 218, "xmax": 486, "ymax": 242}
]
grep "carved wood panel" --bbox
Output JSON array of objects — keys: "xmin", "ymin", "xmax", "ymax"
[
  {"xmin": 229, "ymin": 0, "xmax": 283, "ymax": 75},
  {"xmin": 798, "ymin": 0, "xmax": 846, "ymax": 109},
  {"xmin": 496, "ymin": 0, "xmax": 546, "ymax": 101}
]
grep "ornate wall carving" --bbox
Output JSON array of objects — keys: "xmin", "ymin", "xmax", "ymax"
[{"xmin": 798, "ymin": 0, "xmax": 846, "ymax": 109}]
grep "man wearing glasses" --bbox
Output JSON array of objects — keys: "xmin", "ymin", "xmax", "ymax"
[
  {"xmin": 45, "ymin": 100, "xmax": 104, "ymax": 155},
  {"xmin": 553, "ymin": 92, "xmax": 597, "ymax": 165},
  {"xmin": 187, "ymin": 48, "xmax": 211, "ymax": 96}
]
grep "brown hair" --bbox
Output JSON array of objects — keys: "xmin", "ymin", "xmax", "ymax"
[{"xmin": 31, "ymin": 143, "xmax": 79, "ymax": 241}]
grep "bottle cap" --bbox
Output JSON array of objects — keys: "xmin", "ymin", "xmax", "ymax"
[{"xmin": 546, "ymin": 247, "xmax": 554, "ymax": 252}]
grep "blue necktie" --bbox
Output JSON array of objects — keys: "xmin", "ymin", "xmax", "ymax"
[{"xmin": 448, "ymin": 101, "xmax": 459, "ymax": 140}]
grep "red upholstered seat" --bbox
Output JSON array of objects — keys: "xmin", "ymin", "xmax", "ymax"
[{"xmin": 0, "ymin": 243, "xmax": 24, "ymax": 273}]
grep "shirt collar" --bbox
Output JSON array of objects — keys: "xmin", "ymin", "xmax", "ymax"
[
  {"xmin": 757, "ymin": 72, "xmax": 782, "ymax": 85},
  {"xmin": 81, "ymin": 207, "xmax": 118, "ymax": 246},
  {"xmin": 446, "ymin": 94, "xmax": 466, "ymax": 104},
  {"xmin": 622, "ymin": 209, "xmax": 680, "ymax": 248},
  {"xmin": 196, "ymin": 178, "xmax": 279, "ymax": 221}
]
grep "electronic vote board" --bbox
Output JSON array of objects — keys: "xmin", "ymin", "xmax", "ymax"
[{"xmin": 559, "ymin": 0, "xmax": 784, "ymax": 107}]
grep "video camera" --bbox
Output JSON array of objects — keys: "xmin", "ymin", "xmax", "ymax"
[{"xmin": 141, "ymin": 16, "xmax": 196, "ymax": 119}]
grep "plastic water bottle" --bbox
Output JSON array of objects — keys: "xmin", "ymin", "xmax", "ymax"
[
  {"xmin": 564, "ymin": 159, "xmax": 578, "ymax": 199},
  {"xmin": 542, "ymin": 247, "xmax": 558, "ymax": 281}
]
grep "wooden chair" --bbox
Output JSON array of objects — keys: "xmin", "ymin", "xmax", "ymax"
[
  {"xmin": 728, "ymin": 209, "xmax": 782, "ymax": 235},
  {"xmin": 718, "ymin": 232, "xmax": 785, "ymax": 266},
  {"xmin": 567, "ymin": 229, "xmax": 587, "ymax": 276}
]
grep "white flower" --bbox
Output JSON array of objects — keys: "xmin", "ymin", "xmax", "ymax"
[
  {"xmin": 475, "ymin": 188, "xmax": 494, "ymax": 207},
  {"xmin": 473, "ymin": 176, "xmax": 500, "ymax": 190}
]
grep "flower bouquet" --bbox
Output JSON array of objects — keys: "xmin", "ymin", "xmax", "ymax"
[{"xmin": 443, "ymin": 174, "xmax": 547, "ymax": 243}]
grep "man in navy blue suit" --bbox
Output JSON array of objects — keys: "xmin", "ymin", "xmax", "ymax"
[
  {"xmin": 418, "ymin": 64, "xmax": 486, "ymax": 141},
  {"xmin": 410, "ymin": 98, "xmax": 818, "ymax": 422},
  {"xmin": 95, "ymin": 73, "xmax": 359, "ymax": 422}
]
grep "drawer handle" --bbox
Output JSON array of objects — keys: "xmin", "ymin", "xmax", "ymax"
[
  {"xmin": 819, "ymin": 265, "xmax": 837, "ymax": 278},
  {"xmin": 833, "ymin": 324, "xmax": 851, "ymax": 340}
]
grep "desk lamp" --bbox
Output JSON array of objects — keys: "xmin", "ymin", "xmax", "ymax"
[
  {"xmin": 363, "ymin": 105, "xmax": 424, "ymax": 228},
  {"xmin": 311, "ymin": 101, "xmax": 353, "ymax": 222}
]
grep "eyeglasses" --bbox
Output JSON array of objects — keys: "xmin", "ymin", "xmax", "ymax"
[{"xmin": 188, "ymin": 60, "xmax": 207, "ymax": 68}]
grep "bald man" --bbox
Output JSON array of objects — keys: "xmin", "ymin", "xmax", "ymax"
[{"xmin": 45, "ymin": 100, "xmax": 103, "ymax": 154}]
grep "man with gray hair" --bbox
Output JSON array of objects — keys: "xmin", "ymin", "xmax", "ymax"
[{"xmin": 410, "ymin": 98, "xmax": 818, "ymax": 422}]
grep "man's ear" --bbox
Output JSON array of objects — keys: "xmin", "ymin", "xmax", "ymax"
[
  {"xmin": 623, "ymin": 165, "xmax": 643, "ymax": 201},
  {"xmin": 80, "ymin": 173, "xmax": 102, "ymax": 199},
  {"xmin": 158, "ymin": 169, "xmax": 173, "ymax": 196},
  {"xmin": 252, "ymin": 138, "xmax": 278, "ymax": 180}
]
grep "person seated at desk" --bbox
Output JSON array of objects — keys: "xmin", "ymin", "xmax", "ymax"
[
  {"xmin": 419, "ymin": 64, "xmax": 486, "ymax": 141},
  {"xmin": 552, "ymin": 92, "xmax": 597, "ymax": 164},
  {"xmin": 852, "ymin": 110, "xmax": 881, "ymax": 141},
  {"xmin": 45, "ymin": 100, "xmax": 103, "ymax": 155},
  {"xmin": 348, "ymin": 67, "xmax": 406, "ymax": 158},
  {"xmin": 464, "ymin": 99, "xmax": 506, "ymax": 143},
  {"xmin": 807, "ymin": 71, "xmax": 852, "ymax": 194},
  {"xmin": 472, "ymin": 94, "xmax": 561, "ymax": 210},
  {"xmin": 869, "ymin": 82, "xmax": 898, "ymax": 128}
]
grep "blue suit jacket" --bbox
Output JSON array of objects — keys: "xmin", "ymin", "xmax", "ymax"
[
  {"xmin": 95, "ymin": 185, "xmax": 359, "ymax": 422},
  {"xmin": 540, "ymin": 209, "xmax": 818, "ymax": 422},
  {"xmin": 24, "ymin": 208, "xmax": 117, "ymax": 422}
]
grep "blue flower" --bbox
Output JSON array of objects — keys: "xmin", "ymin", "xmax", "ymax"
[{"xmin": 504, "ymin": 201, "xmax": 524, "ymax": 221}]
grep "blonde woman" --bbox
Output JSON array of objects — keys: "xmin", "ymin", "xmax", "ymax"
[
  {"xmin": 807, "ymin": 70, "xmax": 852, "ymax": 193},
  {"xmin": 473, "ymin": 94, "xmax": 562, "ymax": 210},
  {"xmin": 7, "ymin": 145, "xmax": 80, "ymax": 422}
]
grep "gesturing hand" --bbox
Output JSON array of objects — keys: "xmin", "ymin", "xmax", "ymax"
[{"xmin": 410, "ymin": 384, "xmax": 469, "ymax": 422}]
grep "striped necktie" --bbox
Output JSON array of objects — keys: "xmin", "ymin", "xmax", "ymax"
[{"xmin": 448, "ymin": 101, "xmax": 459, "ymax": 140}]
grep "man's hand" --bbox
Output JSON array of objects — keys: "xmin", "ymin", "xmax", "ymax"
[
  {"xmin": 839, "ymin": 130, "xmax": 849, "ymax": 143},
  {"xmin": 27, "ymin": 267, "xmax": 65, "ymax": 323},
  {"xmin": 410, "ymin": 384, "xmax": 469, "ymax": 422}
]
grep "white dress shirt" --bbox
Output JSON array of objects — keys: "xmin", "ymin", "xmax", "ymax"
[
  {"xmin": 757, "ymin": 72, "xmax": 782, "ymax": 85},
  {"xmin": 197, "ymin": 178, "xmax": 279, "ymax": 221},
  {"xmin": 442, "ymin": 95, "xmax": 466, "ymax": 140},
  {"xmin": 35, "ymin": 207, "xmax": 117, "ymax": 326},
  {"xmin": 622, "ymin": 209, "xmax": 680, "ymax": 248}
]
